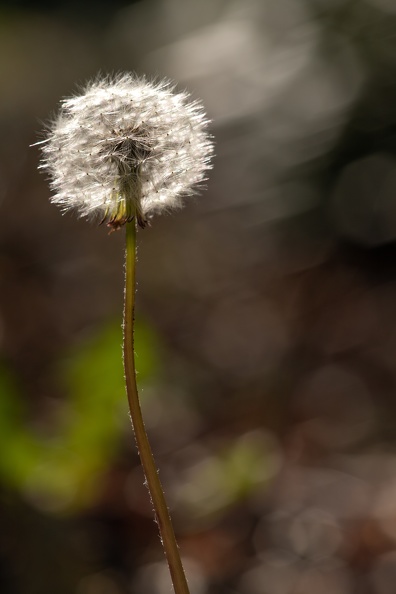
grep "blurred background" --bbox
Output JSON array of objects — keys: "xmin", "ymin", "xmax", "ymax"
[{"xmin": 2, "ymin": 0, "xmax": 396, "ymax": 592}]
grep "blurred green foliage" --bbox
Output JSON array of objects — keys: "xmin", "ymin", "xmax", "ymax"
[
  {"xmin": 0, "ymin": 318, "xmax": 159, "ymax": 512},
  {"xmin": 180, "ymin": 431, "xmax": 278, "ymax": 523}
]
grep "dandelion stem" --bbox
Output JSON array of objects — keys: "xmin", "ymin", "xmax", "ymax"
[{"xmin": 123, "ymin": 220, "xmax": 190, "ymax": 594}]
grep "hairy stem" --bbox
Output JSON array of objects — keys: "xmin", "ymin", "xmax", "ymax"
[{"xmin": 123, "ymin": 220, "xmax": 190, "ymax": 594}]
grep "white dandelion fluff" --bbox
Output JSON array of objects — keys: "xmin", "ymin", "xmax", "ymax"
[{"xmin": 39, "ymin": 74, "xmax": 213, "ymax": 229}]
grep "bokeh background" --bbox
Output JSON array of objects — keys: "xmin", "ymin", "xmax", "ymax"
[{"xmin": 2, "ymin": 0, "xmax": 396, "ymax": 592}]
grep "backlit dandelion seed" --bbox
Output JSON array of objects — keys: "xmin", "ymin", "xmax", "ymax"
[{"xmin": 38, "ymin": 74, "xmax": 213, "ymax": 229}]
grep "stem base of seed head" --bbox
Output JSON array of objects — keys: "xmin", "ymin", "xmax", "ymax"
[{"xmin": 100, "ymin": 199, "xmax": 147, "ymax": 231}]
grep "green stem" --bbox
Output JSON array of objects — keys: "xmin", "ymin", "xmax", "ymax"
[{"xmin": 123, "ymin": 220, "xmax": 190, "ymax": 594}]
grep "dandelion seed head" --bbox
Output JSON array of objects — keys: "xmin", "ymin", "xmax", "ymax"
[{"xmin": 39, "ymin": 74, "xmax": 213, "ymax": 228}]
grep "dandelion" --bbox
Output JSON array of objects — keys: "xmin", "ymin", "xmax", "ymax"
[
  {"xmin": 36, "ymin": 74, "xmax": 214, "ymax": 594},
  {"xmin": 39, "ymin": 74, "xmax": 213, "ymax": 229}
]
